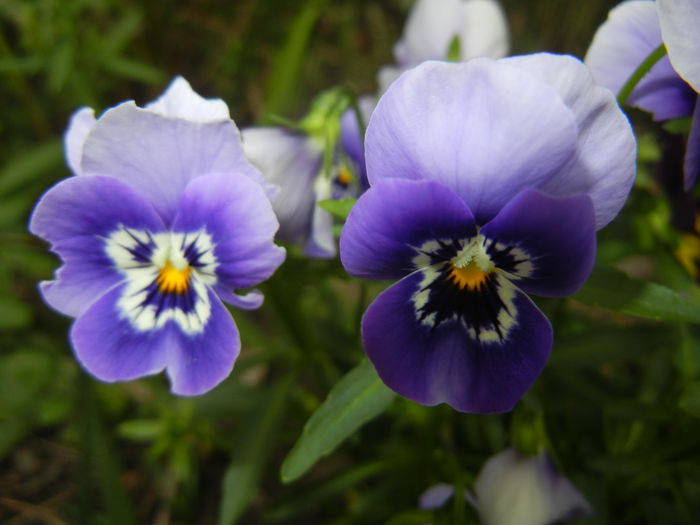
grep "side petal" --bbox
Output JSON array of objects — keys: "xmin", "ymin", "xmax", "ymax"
[
  {"xmin": 165, "ymin": 289, "xmax": 240, "ymax": 396},
  {"xmin": 242, "ymin": 127, "xmax": 323, "ymax": 245},
  {"xmin": 365, "ymin": 59, "xmax": 578, "ymax": 224},
  {"xmin": 684, "ymin": 96, "xmax": 700, "ymax": 190},
  {"xmin": 480, "ymin": 189, "xmax": 596, "ymax": 297},
  {"xmin": 458, "ymin": 0, "xmax": 509, "ymax": 61},
  {"xmin": 64, "ymin": 107, "xmax": 96, "ymax": 175},
  {"xmin": 361, "ymin": 271, "xmax": 552, "ymax": 413},
  {"xmin": 70, "ymin": 283, "xmax": 170, "ymax": 383},
  {"xmin": 658, "ymin": 0, "xmax": 700, "ymax": 93},
  {"xmin": 474, "ymin": 449, "xmax": 591, "ymax": 525},
  {"xmin": 506, "ymin": 53, "xmax": 637, "ymax": 229},
  {"xmin": 585, "ymin": 1, "xmax": 695, "ymax": 120},
  {"xmin": 304, "ymin": 174, "xmax": 336, "ymax": 258},
  {"xmin": 172, "ymin": 172, "xmax": 285, "ymax": 291},
  {"xmin": 393, "ymin": 0, "xmax": 466, "ymax": 66},
  {"xmin": 144, "ymin": 76, "xmax": 231, "ymax": 121},
  {"xmin": 215, "ymin": 288, "xmax": 264, "ymax": 310},
  {"xmin": 81, "ymin": 102, "xmax": 266, "ymax": 224},
  {"xmin": 29, "ymin": 175, "xmax": 165, "ymax": 317},
  {"xmin": 340, "ymin": 179, "xmax": 476, "ymax": 280}
]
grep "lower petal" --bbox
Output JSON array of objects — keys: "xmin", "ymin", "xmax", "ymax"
[
  {"xmin": 362, "ymin": 272, "xmax": 552, "ymax": 413},
  {"xmin": 165, "ymin": 289, "xmax": 240, "ymax": 396},
  {"xmin": 71, "ymin": 284, "xmax": 170, "ymax": 383}
]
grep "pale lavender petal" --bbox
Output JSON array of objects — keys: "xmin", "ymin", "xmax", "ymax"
[
  {"xmin": 394, "ymin": 0, "xmax": 508, "ymax": 67},
  {"xmin": 215, "ymin": 288, "xmax": 264, "ymax": 310},
  {"xmin": 658, "ymin": 0, "xmax": 700, "ymax": 93},
  {"xmin": 585, "ymin": 0, "xmax": 695, "ymax": 120},
  {"xmin": 64, "ymin": 107, "xmax": 96, "ymax": 175},
  {"xmin": 474, "ymin": 449, "xmax": 591, "ymax": 525},
  {"xmin": 684, "ymin": 96, "xmax": 700, "ymax": 190},
  {"xmin": 241, "ymin": 127, "xmax": 323, "ymax": 246},
  {"xmin": 340, "ymin": 179, "xmax": 475, "ymax": 280},
  {"xmin": 81, "ymin": 102, "xmax": 266, "ymax": 224},
  {"xmin": 362, "ymin": 271, "xmax": 552, "ymax": 413},
  {"xmin": 457, "ymin": 0, "xmax": 509, "ymax": 60},
  {"xmin": 29, "ymin": 175, "xmax": 165, "ymax": 317},
  {"xmin": 166, "ymin": 289, "xmax": 240, "ymax": 396},
  {"xmin": 172, "ymin": 172, "xmax": 285, "ymax": 291},
  {"xmin": 144, "ymin": 76, "xmax": 231, "ymax": 121},
  {"xmin": 305, "ymin": 176, "xmax": 336, "ymax": 258},
  {"xmin": 365, "ymin": 59, "xmax": 578, "ymax": 224},
  {"xmin": 70, "ymin": 283, "xmax": 170, "ymax": 383},
  {"xmin": 506, "ymin": 53, "xmax": 637, "ymax": 229},
  {"xmin": 481, "ymin": 189, "xmax": 596, "ymax": 297},
  {"xmin": 419, "ymin": 484, "xmax": 455, "ymax": 510}
]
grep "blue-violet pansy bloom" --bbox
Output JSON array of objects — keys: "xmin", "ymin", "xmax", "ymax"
[
  {"xmin": 30, "ymin": 77, "xmax": 286, "ymax": 395},
  {"xmin": 585, "ymin": 0, "xmax": 700, "ymax": 188},
  {"xmin": 340, "ymin": 55, "xmax": 636, "ymax": 413}
]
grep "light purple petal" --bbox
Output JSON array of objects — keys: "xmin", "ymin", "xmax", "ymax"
[
  {"xmin": 474, "ymin": 449, "xmax": 591, "ymax": 525},
  {"xmin": 365, "ymin": 59, "xmax": 578, "ymax": 224},
  {"xmin": 144, "ymin": 76, "xmax": 231, "ymax": 121},
  {"xmin": 165, "ymin": 289, "xmax": 240, "ymax": 396},
  {"xmin": 658, "ymin": 0, "xmax": 700, "ymax": 93},
  {"xmin": 29, "ymin": 175, "xmax": 165, "ymax": 317},
  {"xmin": 340, "ymin": 179, "xmax": 476, "ymax": 280},
  {"xmin": 64, "ymin": 107, "xmax": 96, "ymax": 175},
  {"xmin": 70, "ymin": 283, "xmax": 170, "ymax": 383},
  {"xmin": 394, "ymin": 0, "xmax": 508, "ymax": 67},
  {"xmin": 481, "ymin": 189, "xmax": 596, "ymax": 297},
  {"xmin": 215, "ymin": 288, "xmax": 264, "ymax": 310},
  {"xmin": 305, "ymin": 175, "xmax": 336, "ymax": 258},
  {"xmin": 172, "ymin": 172, "xmax": 285, "ymax": 291},
  {"xmin": 81, "ymin": 102, "xmax": 266, "ymax": 225},
  {"xmin": 419, "ymin": 483, "xmax": 455, "ymax": 510},
  {"xmin": 506, "ymin": 53, "xmax": 637, "ymax": 229},
  {"xmin": 362, "ymin": 271, "xmax": 552, "ymax": 413},
  {"xmin": 585, "ymin": 0, "xmax": 695, "ymax": 120},
  {"xmin": 684, "ymin": 96, "xmax": 700, "ymax": 190},
  {"xmin": 242, "ymin": 127, "xmax": 323, "ymax": 246}
]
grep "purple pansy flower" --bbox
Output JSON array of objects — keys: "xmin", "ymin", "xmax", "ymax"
[
  {"xmin": 340, "ymin": 55, "xmax": 635, "ymax": 413},
  {"xmin": 419, "ymin": 449, "xmax": 591, "ymax": 525},
  {"xmin": 30, "ymin": 77, "xmax": 286, "ymax": 395},
  {"xmin": 585, "ymin": 0, "xmax": 700, "ymax": 188}
]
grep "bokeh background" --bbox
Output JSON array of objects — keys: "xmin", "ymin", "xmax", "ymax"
[{"xmin": 4, "ymin": 1, "xmax": 700, "ymax": 524}]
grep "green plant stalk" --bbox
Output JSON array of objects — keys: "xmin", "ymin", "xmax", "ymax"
[{"xmin": 617, "ymin": 43, "xmax": 667, "ymax": 106}]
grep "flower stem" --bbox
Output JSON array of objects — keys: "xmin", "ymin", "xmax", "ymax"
[{"xmin": 617, "ymin": 43, "xmax": 667, "ymax": 106}]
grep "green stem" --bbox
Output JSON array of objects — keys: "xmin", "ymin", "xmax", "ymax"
[{"xmin": 617, "ymin": 43, "xmax": 667, "ymax": 106}]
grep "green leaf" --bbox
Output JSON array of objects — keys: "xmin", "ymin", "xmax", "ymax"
[
  {"xmin": 0, "ymin": 140, "xmax": 63, "ymax": 197},
  {"xmin": 573, "ymin": 265, "xmax": 700, "ymax": 323},
  {"xmin": 446, "ymin": 35, "xmax": 461, "ymax": 62},
  {"xmin": 679, "ymin": 382, "xmax": 700, "ymax": 417},
  {"xmin": 318, "ymin": 197, "xmax": 356, "ymax": 220},
  {"xmin": 281, "ymin": 359, "xmax": 395, "ymax": 483},
  {"xmin": 218, "ymin": 375, "xmax": 293, "ymax": 525}
]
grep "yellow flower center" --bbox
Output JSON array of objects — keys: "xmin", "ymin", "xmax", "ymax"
[
  {"xmin": 156, "ymin": 260, "xmax": 191, "ymax": 294},
  {"xmin": 336, "ymin": 169, "xmax": 353, "ymax": 186},
  {"xmin": 448, "ymin": 261, "xmax": 493, "ymax": 290}
]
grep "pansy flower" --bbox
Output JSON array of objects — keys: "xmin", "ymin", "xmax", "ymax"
[
  {"xmin": 340, "ymin": 55, "xmax": 635, "ymax": 413},
  {"xmin": 585, "ymin": 0, "xmax": 700, "ymax": 188},
  {"xmin": 419, "ymin": 449, "xmax": 591, "ymax": 525},
  {"xmin": 30, "ymin": 77, "xmax": 286, "ymax": 395}
]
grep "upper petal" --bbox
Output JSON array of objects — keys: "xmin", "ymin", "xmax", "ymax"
[
  {"xmin": 362, "ymin": 270, "xmax": 552, "ymax": 413},
  {"xmin": 585, "ymin": 0, "xmax": 696, "ymax": 120},
  {"xmin": 365, "ymin": 59, "xmax": 578, "ymax": 224},
  {"xmin": 144, "ymin": 76, "xmax": 231, "ymax": 121},
  {"xmin": 658, "ymin": 0, "xmax": 700, "ymax": 93},
  {"xmin": 29, "ymin": 175, "xmax": 165, "ymax": 317},
  {"xmin": 241, "ymin": 127, "xmax": 322, "ymax": 245},
  {"xmin": 81, "ymin": 102, "xmax": 266, "ymax": 224},
  {"xmin": 171, "ymin": 172, "xmax": 285, "ymax": 292},
  {"xmin": 340, "ymin": 179, "xmax": 476, "ymax": 280},
  {"xmin": 474, "ymin": 449, "xmax": 591, "ymax": 525},
  {"xmin": 457, "ymin": 0, "xmax": 509, "ymax": 61},
  {"xmin": 481, "ymin": 189, "xmax": 596, "ymax": 297},
  {"xmin": 64, "ymin": 107, "xmax": 96, "ymax": 176},
  {"xmin": 506, "ymin": 53, "xmax": 637, "ymax": 229}
]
